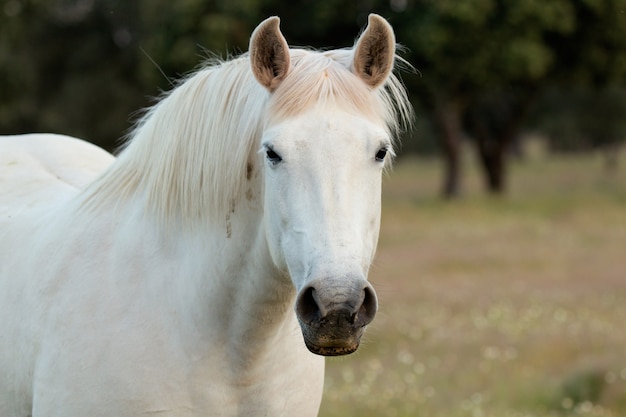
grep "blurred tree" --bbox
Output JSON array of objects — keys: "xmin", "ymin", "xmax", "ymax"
[
  {"xmin": 396, "ymin": 0, "xmax": 626, "ymax": 196},
  {"xmin": 0, "ymin": 0, "xmax": 266, "ymax": 150},
  {"xmin": 1, "ymin": 0, "xmax": 148, "ymax": 149},
  {"xmin": 537, "ymin": 0, "xmax": 626, "ymax": 172},
  {"xmin": 396, "ymin": 0, "xmax": 579, "ymax": 196},
  {"xmin": 257, "ymin": 0, "xmax": 374, "ymax": 47}
]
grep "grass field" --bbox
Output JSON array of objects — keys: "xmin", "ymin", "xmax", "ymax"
[{"xmin": 319, "ymin": 145, "xmax": 626, "ymax": 417}]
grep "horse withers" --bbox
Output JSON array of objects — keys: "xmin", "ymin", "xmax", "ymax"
[{"xmin": 0, "ymin": 15, "xmax": 411, "ymax": 417}]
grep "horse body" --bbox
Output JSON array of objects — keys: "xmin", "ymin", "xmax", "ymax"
[{"xmin": 0, "ymin": 15, "xmax": 410, "ymax": 417}]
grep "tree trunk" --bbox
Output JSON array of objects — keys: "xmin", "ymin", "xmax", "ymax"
[
  {"xmin": 476, "ymin": 137, "xmax": 506, "ymax": 194},
  {"xmin": 433, "ymin": 99, "xmax": 465, "ymax": 198},
  {"xmin": 466, "ymin": 88, "xmax": 536, "ymax": 195}
]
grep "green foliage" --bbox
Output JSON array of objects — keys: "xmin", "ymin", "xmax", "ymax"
[
  {"xmin": 398, "ymin": 0, "xmax": 577, "ymax": 93},
  {"xmin": 559, "ymin": 0, "xmax": 626, "ymax": 84},
  {"xmin": 0, "ymin": 0, "xmax": 268, "ymax": 149},
  {"xmin": 560, "ymin": 367, "xmax": 608, "ymax": 408},
  {"xmin": 1, "ymin": 0, "xmax": 626, "ymax": 155}
]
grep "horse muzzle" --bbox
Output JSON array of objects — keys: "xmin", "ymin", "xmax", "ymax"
[{"xmin": 295, "ymin": 276, "xmax": 378, "ymax": 356}]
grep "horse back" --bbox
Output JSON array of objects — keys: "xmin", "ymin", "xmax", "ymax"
[{"xmin": 0, "ymin": 133, "xmax": 114, "ymax": 217}]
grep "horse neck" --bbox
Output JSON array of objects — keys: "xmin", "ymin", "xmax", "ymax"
[
  {"xmin": 168, "ymin": 192, "xmax": 298, "ymax": 367},
  {"xmin": 75, "ymin": 58, "xmax": 299, "ymax": 362}
]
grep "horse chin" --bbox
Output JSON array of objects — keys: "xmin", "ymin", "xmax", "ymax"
[
  {"xmin": 299, "ymin": 324, "xmax": 365, "ymax": 356},
  {"xmin": 303, "ymin": 339, "xmax": 360, "ymax": 356}
]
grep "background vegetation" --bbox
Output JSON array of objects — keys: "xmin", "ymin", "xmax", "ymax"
[{"xmin": 1, "ymin": 1, "xmax": 625, "ymax": 415}]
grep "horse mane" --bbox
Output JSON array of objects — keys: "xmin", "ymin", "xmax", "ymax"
[{"xmin": 78, "ymin": 47, "xmax": 412, "ymax": 230}]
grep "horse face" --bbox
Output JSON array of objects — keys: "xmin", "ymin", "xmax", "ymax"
[
  {"xmin": 250, "ymin": 14, "xmax": 398, "ymax": 356},
  {"xmin": 261, "ymin": 108, "xmax": 389, "ymax": 355}
]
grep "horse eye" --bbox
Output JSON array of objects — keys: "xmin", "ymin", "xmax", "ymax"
[
  {"xmin": 375, "ymin": 147, "xmax": 388, "ymax": 162},
  {"xmin": 265, "ymin": 147, "xmax": 282, "ymax": 164}
]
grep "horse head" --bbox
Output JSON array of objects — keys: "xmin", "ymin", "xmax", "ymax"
[{"xmin": 250, "ymin": 15, "xmax": 398, "ymax": 356}]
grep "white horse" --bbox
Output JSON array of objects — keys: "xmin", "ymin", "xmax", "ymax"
[{"xmin": 0, "ymin": 15, "xmax": 411, "ymax": 417}]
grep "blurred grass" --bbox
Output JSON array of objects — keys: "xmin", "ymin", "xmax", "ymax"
[{"xmin": 319, "ymin": 143, "xmax": 626, "ymax": 417}]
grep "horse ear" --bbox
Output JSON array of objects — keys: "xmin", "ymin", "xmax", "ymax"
[
  {"xmin": 353, "ymin": 14, "xmax": 396, "ymax": 89},
  {"xmin": 249, "ymin": 17, "xmax": 291, "ymax": 92}
]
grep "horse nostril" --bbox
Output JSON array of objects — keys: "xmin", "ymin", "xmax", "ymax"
[
  {"xmin": 356, "ymin": 284, "xmax": 377, "ymax": 327},
  {"xmin": 296, "ymin": 286, "xmax": 323, "ymax": 325}
]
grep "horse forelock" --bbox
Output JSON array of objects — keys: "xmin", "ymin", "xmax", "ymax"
[
  {"xmin": 270, "ymin": 48, "xmax": 412, "ymax": 144},
  {"xmin": 78, "ymin": 47, "xmax": 412, "ymax": 231},
  {"xmin": 268, "ymin": 50, "xmax": 376, "ymax": 123}
]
